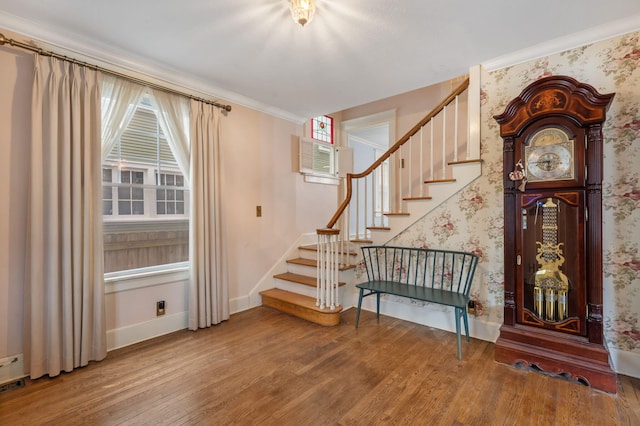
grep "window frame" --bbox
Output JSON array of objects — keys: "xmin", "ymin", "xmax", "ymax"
[
  {"xmin": 102, "ymin": 93, "xmax": 190, "ymax": 277},
  {"xmin": 102, "ymin": 163, "xmax": 188, "ymax": 222},
  {"xmin": 311, "ymin": 115, "xmax": 334, "ymax": 144}
]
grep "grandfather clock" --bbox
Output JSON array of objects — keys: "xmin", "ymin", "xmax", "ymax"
[{"xmin": 494, "ymin": 75, "xmax": 617, "ymax": 393}]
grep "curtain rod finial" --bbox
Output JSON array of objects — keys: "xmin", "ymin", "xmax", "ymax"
[{"xmin": 0, "ymin": 33, "xmax": 7, "ymax": 45}]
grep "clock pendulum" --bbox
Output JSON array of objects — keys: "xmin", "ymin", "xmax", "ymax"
[{"xmin": 532, "ymin": 198, "xmax": 569, "ymax": 321}]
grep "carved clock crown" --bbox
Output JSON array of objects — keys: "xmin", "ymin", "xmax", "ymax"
[{"xmin": 494, "ymin": 75, "xmax": 614, "ymax": 137}]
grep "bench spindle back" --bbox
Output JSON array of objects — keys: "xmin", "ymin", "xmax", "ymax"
[{"xmin": 361, "ymin": 246, "xmax": 478, "ymax": 299}]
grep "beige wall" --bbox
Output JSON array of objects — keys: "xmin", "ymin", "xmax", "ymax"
[
  {"xmin": 220, "ymin": 103, "xmax": 338, "ymax": 302},
  {"xmin": 336, "ymin": 79, "xmax": 460, "ymax": 141},
  {"xmin": 0, "ymin": 42, "xmax": 338, "ymax": 361}
]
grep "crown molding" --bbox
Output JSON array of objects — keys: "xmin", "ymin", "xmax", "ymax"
[
  {"xmin": 0, "ymin": 11, "xmax": 307, "ymax": 124},
  {"xmin": 482, "ymin": 13, "xmax": 640, "ymax": 71}
]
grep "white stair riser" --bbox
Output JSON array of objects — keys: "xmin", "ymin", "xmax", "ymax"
[
  {"xmin": 297, "ymin": 249, "xmax": 317, "ymax": 261},
  {"xmin": 286, "ymin": 263, "xmax": 318, "ymax": 276},
  {"xmin": 273, "ymin": 278, "xmax": 351, "ymax": 304},
  {"xmin": 274, "ymin": 279, "xmax": 318, "ymax": 298}
]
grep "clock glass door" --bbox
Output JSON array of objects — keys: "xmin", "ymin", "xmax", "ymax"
[{"xmin": 517, "ymin": 190, "xmax": 587, "ymax": 336}]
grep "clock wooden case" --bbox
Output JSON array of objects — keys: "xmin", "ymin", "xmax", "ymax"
[{"xmin": 494, "ymin": 75, "xmax": 617, "ymax": 393}]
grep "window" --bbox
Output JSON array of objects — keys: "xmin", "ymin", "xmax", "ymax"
[
  {"xmin": 156, "ymin": 172, "xmax": 185, "ymax": 215},
  {"xmin": 102, "ymin": 94, "xmax": 189, "ymax": 274},
  {"xmin": 102, "ymin": 168, "xmax": 113, "ymax": 215},
  {"xmin": 117, "ymin": 169, "xmax": 145, "ymax": 215},
  {"xmin": 311, "ymin": 115, "xmax": 334, "ymax": 144},
  {"xmin": 300, "ymin": 115, "xmax": 341, "ymax": 184}
]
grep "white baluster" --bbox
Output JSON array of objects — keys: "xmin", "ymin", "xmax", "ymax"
[
  {"xmin": 316, "ymin": 233, "xmax": 323, "ymax": 307},
  {"xmin": 419, "ymin": 127, "xmax": 424, "ymax": 198},
  {"xmin": 364, "ymin": 176, "xmax": 369, "ymax": 231},
  {"xmin": 454, "ymin": 95, "xmax": 459, "ymax": 163},
  {"xmin": 396, "ymin": 149, "xmax": 403, "ymax": 210},
  {"xmin": 407, "ymin": 136, "xmax": 412, "ymax": 199},
  {"xmin": 429, "ymin": 120, "xmax": 434, "ymax": 181},
  {"xmin": 330, "ymin": 237, "xmax": 336, "ymax": 309},
  {"xmin": 442, "ymin": 106, "xmax": 447, "ymax": 179}
]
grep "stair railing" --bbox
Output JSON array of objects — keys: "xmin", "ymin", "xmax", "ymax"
[{"xmin": 316, "ymin": 77, "xmax": 471, "ymax": 311}]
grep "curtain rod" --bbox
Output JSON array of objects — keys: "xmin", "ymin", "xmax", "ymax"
[{"xmin": 0, "ymin": 32, "xmax": 232, "ymax": 112}]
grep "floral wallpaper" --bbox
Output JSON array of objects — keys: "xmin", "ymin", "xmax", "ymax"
[{"xmin": 385, "ymin": 31, "xmax": 640, "ymax": 355}]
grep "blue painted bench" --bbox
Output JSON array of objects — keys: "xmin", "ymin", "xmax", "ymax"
[{"xmin": 355, "ymin": 246, "xmax": 479, "ymax": 360}]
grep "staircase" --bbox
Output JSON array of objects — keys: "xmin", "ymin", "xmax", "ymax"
[
  {"xmin": 260, "ymin": 68, "xmax": 482, "ymax": 325},
  {"xmin": 260, "ymin": 245, "xmax": 356, "ymax": 325}
]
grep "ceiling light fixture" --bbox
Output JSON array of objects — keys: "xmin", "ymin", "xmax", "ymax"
[{"xmin": 289, "ymin": 0, "xmax": 316, "ymax": 27}]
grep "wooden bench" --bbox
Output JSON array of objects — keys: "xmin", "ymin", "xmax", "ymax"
[{"xmin": 355, "ymin": 246, "xmax": 479, "ymax": 359}]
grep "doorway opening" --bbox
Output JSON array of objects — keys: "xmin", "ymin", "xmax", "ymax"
[{"xmin": 341, "ymin": 110, "xmax": 395, "ymax": 238}]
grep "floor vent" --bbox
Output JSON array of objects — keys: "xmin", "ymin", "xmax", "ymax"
[{"xmin": 0, "ymin": 378, "xmax": 25, "ymax": 394}]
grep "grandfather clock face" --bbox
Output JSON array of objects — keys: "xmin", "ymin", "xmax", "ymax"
[{"xmin": 524, "ymin": 127, "xmax": 575, "ymax": 182}]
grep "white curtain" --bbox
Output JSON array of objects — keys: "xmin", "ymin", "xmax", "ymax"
[
  {"xmin": 100, "ymin": 74, "xmax": 145, "ymax": 158},
  {"xmin": 149, "ymin": 89, "xmax": 190, "ymax": 181},
  {"xmin": 25, "ymin": 55, "xmax": 106, "ymax": 379},
  {"xmin": 189, "ymin": 100, "xmax": 229, "ymax": 329}
]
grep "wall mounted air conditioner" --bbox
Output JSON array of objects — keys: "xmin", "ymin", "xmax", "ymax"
[{"xmin": 299, "ymin": 137, "xmax": 352, "ymax": 181}]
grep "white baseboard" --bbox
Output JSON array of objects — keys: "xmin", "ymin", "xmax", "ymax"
[
  {"xmin": 230, "ymin": 295, "xmax": 251, "ymax": 315},
  {"xmin": 107, "ymin": 311, "xmax": 188, "ymax": 351},
  {"xmin": 2, "ymin": 313, "xmax": 190, "ymax": 382},
  {"xmin": 359, "ymin": 296, "xmax": 501, "ymax": 343},
  {"xmin": 610, "ymin": 348, "xmax": 640, "ymax": 379}
]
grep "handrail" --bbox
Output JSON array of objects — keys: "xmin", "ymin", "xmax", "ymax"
[{"xmin": 325, "ymin": 77, "xmax": 470, "ymax": 229}]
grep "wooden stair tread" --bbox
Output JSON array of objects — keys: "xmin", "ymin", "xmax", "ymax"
[
  {"xmin": 285, "ymin": 258, "xmax": 355, "ymax": 271},
  {"xmin": 384, "ymin": 212, "xmax": 410, "ymax": 216},
  {"xmin": 366, "ymin": 226, "xmax": 391, "ymax": 231},
  {"xmin": 449, "ymin": 158, "xmax": 482, "ymax": 165},
  {"xmin": 403, "ymin": 196, "xmax": 433, "ymax": 201},
  {"xmin": 424, "ymin": 178, "xmax": 456, "ymax": 184},
  {"xmin": 274, "ymin": 272, "xmax": 347, "ymax": 287},
  {"xmin": 260, "ymin": 288, "xmax": 342, "ymax": 326},
  {"xmin": 350, "ymin": 238, "xmax": 373, "ymax": 244},
  {"xmin": 299, "ymin": 244, "xmax": 358, "ymax": 256},
  {"xmin": 261, "ymin": 288, "xmax": 341, "ymax": 313}
]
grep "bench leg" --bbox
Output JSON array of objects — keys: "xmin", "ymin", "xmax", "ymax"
[
  {"xmin": 463, "ymin": 308, "xmax": 470, "ymax": 342},
  {"xmin": 355, "ymin": 288, "xmax": 364, "ymax": 328},
  {"xmin": 455, "ymin": 307, "xmax": 463, "ymax": 360},
  {"xmin": 376, "ymin": 292, "xmax": 380, "ymax": 318}
]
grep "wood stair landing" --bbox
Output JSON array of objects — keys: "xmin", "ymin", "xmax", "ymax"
[{"xmin": 260, "ymin": 288, "xmax": 342, "ymax": 326}]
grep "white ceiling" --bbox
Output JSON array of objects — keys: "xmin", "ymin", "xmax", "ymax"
[{"xmin": 0, "ymin": 1, "xmax": 640, "ymax": 122}]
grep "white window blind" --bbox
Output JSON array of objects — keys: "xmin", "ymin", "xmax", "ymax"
[
  {"xmin": 300, "ymin": 137, "xmax": 336, "ymax": 176},
  {"xmin": 107, "ymin": 99, "xmax": 176, "ymax": 168}
]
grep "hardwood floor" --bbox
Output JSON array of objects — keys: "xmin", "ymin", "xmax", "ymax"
[{"xmin": 1, "ymin": 307, "xmax": 639, "ymax": 425}]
